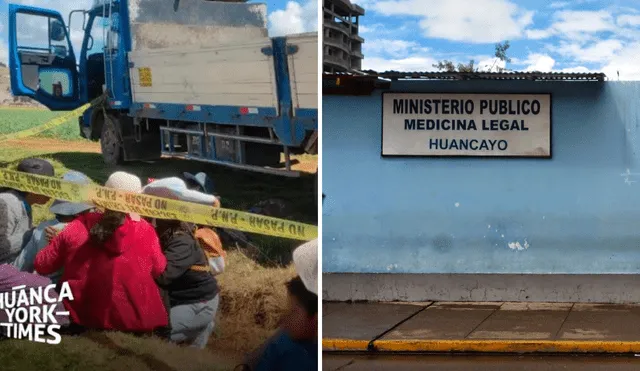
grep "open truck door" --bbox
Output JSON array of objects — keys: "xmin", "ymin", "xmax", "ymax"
[{"xmin": 8, "ymin": 4, "xmax": 82, "ymax": 111}]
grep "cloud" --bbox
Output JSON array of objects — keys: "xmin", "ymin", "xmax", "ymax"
[
  {"xmin": 553, "ymin": 10, "xmax": 615, "ymax": 35},
  {"xmin": 549, "ymin": 1, "xmax": 571, "ymax": 9},
  {"xmin": 600, "ymin": 42, "xmax": 640, "ymax": 80},
  {"xmin": 559, "ymin": 66, "xmax": 592, "ymax": 73},
  {"xmin": 364, "ymin": 39, "xmax": 427, "ymax": 58},
  {"xmin": 363, "ymin": 48, "xmax": 506, "ymax": 73},
  {"xmin": 371, "ymin": 0, "xmax": 534, "ymax": 43},
  {"xmin": 268, "ymin": 0, "xmax": 318, "ymax": 37},
  {"xmin": 557, "ymin": 39, "xmax": 624, "ymax": 63},
  {"xmin": 363, "ymin": 56, "xmax": 440, "ymax": 72},
  {"xmin": 358, "ymin": 24, "xmax": 378, "ymax": 34},
  {"xmin": 525, "ymin": 10, "xmax": 616, "ymax": 41},
  {"xmin": 363, "ymin": 38, "xmax": 433, "ymax": 71},
  {"xmin": 525, "ymin": 29, "xmax": 554, "ymax": 40},
  {"xmin": 523, "ymin": 54, "xmax": 555, "ymax": 72},
  {"xmin": 618, "ymin": 15, "xmax": 640, "ymax": 27}
]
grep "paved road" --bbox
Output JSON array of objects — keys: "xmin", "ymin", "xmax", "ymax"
[{"xmin": 324, "ymin": 354, "xmax": 640, "ymax": 370}]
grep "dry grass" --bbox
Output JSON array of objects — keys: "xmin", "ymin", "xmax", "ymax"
[
  {"xmin": 0, "ymin": 251, "xmax": 295, "ymax": 370},
  {"xmin": 0, "ymin": 331, "xmax": 237, "ymax": 371},
  {"xmin": 212, "ymin": 250, "xmax": 295, "ymax": 353}
]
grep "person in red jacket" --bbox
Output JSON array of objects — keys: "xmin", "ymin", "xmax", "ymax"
[{"xmin": 33, "ymin": 171, "xmax": 168, "ymax": 334}]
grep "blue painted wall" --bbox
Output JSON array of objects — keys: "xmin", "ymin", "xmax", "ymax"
[{"xmin": 322, "ymin": 80, "xmax": 640, "ymax": 274}]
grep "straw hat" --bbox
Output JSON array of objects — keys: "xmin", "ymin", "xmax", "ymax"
[
  {"xmin": 293, "ymin": 239, "xmax": 318, "ymax": 295},
  {"xmin": 105, "ymin": 171, "xmax": 142, "ymax": 194}
]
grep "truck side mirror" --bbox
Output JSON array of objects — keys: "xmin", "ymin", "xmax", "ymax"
[{"xmin": 49, "ymin": 19, "xmax": 66, "ymax": 42}]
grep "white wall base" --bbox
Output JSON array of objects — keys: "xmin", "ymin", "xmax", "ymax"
[{"xmin": 323, "ymin": 273, "xmax": 640, "ymax": 303}]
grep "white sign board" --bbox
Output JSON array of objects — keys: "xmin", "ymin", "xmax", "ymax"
[{"xmin": 381, "ymin": 93, "xmax": 552, "ymax": 157}]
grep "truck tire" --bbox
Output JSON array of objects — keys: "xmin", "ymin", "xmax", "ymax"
[{"xmin": 100, "ymin": 115, "xmax": 124, "ymax": 166}]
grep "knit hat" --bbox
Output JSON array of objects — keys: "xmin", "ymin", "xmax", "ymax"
[
  {"xmin": 17, "ymin": 158, "xmax": 54, "ymax": 177},
  {"xmin": 292, "ymin": 239, "xmax": 317, "ymax": 295},
  {"xmin": 105, "ymin": 171, "xmax": 142, "ymax": 194},
  {"xmin": 104, "ymin": 171, "xmax": 142, "ymax": 220}
]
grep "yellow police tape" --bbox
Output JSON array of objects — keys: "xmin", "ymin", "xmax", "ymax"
[
  {"xmin": 0, "ymin": 169, "xmax": 317, "ymax": 241},
  {"xmin": 0, "ymin": 104, "xmax": 91, "ymax": 143}
]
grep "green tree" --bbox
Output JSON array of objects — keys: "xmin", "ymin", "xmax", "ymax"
[{"xmin": 433, "ymin": 41, "xmax": 511, "ymax": 72}]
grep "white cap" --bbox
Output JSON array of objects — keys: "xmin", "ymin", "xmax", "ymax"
[
  {"xmin": 293, "ymin": 239, "xmax": 317, "ymax": 295},
  {"xmin": 105, "ymin": 171, "xmax": 142, "ymax": 194},
  {"xmin": 142, "ymin": 177, "xmax": 218, "ymax": 206}
]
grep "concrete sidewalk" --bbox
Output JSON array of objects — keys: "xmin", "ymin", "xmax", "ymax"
[{"xmin": 323, "ymin": 302, "xmax": 640, "ymax": 354}]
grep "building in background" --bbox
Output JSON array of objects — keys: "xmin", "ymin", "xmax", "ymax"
[
  {"xmin": 323, "ymin": 0, "xmax": 365, "ymax": 73},
  {"xmin": 320, "ymin": 71, "xmax": 640, "ymax": 304}
]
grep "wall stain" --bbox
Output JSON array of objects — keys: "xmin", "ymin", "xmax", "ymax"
[{"xmin": 432, "ymin": 233, "xmax": 454, "ymax": 253}]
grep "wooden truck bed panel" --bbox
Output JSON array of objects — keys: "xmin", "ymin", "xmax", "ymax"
[
  {"xmin": 287, "ymin": 33, "xmax": 318, "ymax": 112},
  {"xmin": 128, "ymin": 39, "xmax": 279, "ymax": 109}
]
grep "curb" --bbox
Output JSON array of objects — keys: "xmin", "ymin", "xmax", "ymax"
[
  {"xmin": 323, "ymin": 339, "xmax": 640, "ymax": 354},
  {"xmin": 323, "ymin": 339, "xmax": 371, "ymax": 351}
]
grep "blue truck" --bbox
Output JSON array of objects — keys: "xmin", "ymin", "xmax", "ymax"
[{"xmin": 8, "ymin": 0, "xmax": 318, "ymax": 177}]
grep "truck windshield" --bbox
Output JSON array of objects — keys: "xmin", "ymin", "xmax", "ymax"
[{"xmin": 86, "ymin": 14, "xmax": 119, "ymax": 59}]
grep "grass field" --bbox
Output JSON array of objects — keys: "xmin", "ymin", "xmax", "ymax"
[
  {"xmin": 0, "ymin": 107, "xmax": 79, "ymax": 140},
  {"xmin": 0, "ymin": 107, "xmax": 315, "ymax": 370}
]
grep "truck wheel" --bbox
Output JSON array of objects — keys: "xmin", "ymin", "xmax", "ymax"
[{"xmin": 100, "ymin": 115, "xmax": 123, "ymax": 166}]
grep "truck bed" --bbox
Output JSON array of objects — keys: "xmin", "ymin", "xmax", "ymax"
[{"xmin": 128, "ymin": 33, "xmax": 318, "ymax": 115}]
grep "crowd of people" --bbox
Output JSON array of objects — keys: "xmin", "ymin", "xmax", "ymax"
[{"xmin": 0, "ymin": 158, "xmax": 318, "ymax": 370}]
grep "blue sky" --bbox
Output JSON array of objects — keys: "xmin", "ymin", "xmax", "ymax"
[
  {"xmin": 0, "ymin": 0, "xmax": 317, "ymax": 62},
  {"xmin": 355, "ymin": 0, "xmax": 640, "ymax": 80}
]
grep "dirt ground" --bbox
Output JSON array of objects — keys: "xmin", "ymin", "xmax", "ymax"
[{"xmin": 4, "ymin": 138, "xmax": 101, "ymax": 153}]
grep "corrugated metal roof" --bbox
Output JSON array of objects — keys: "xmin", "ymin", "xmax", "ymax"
[{"xmin": 324, "ymin": 71, "xmax": 606, "ymax": 81}]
